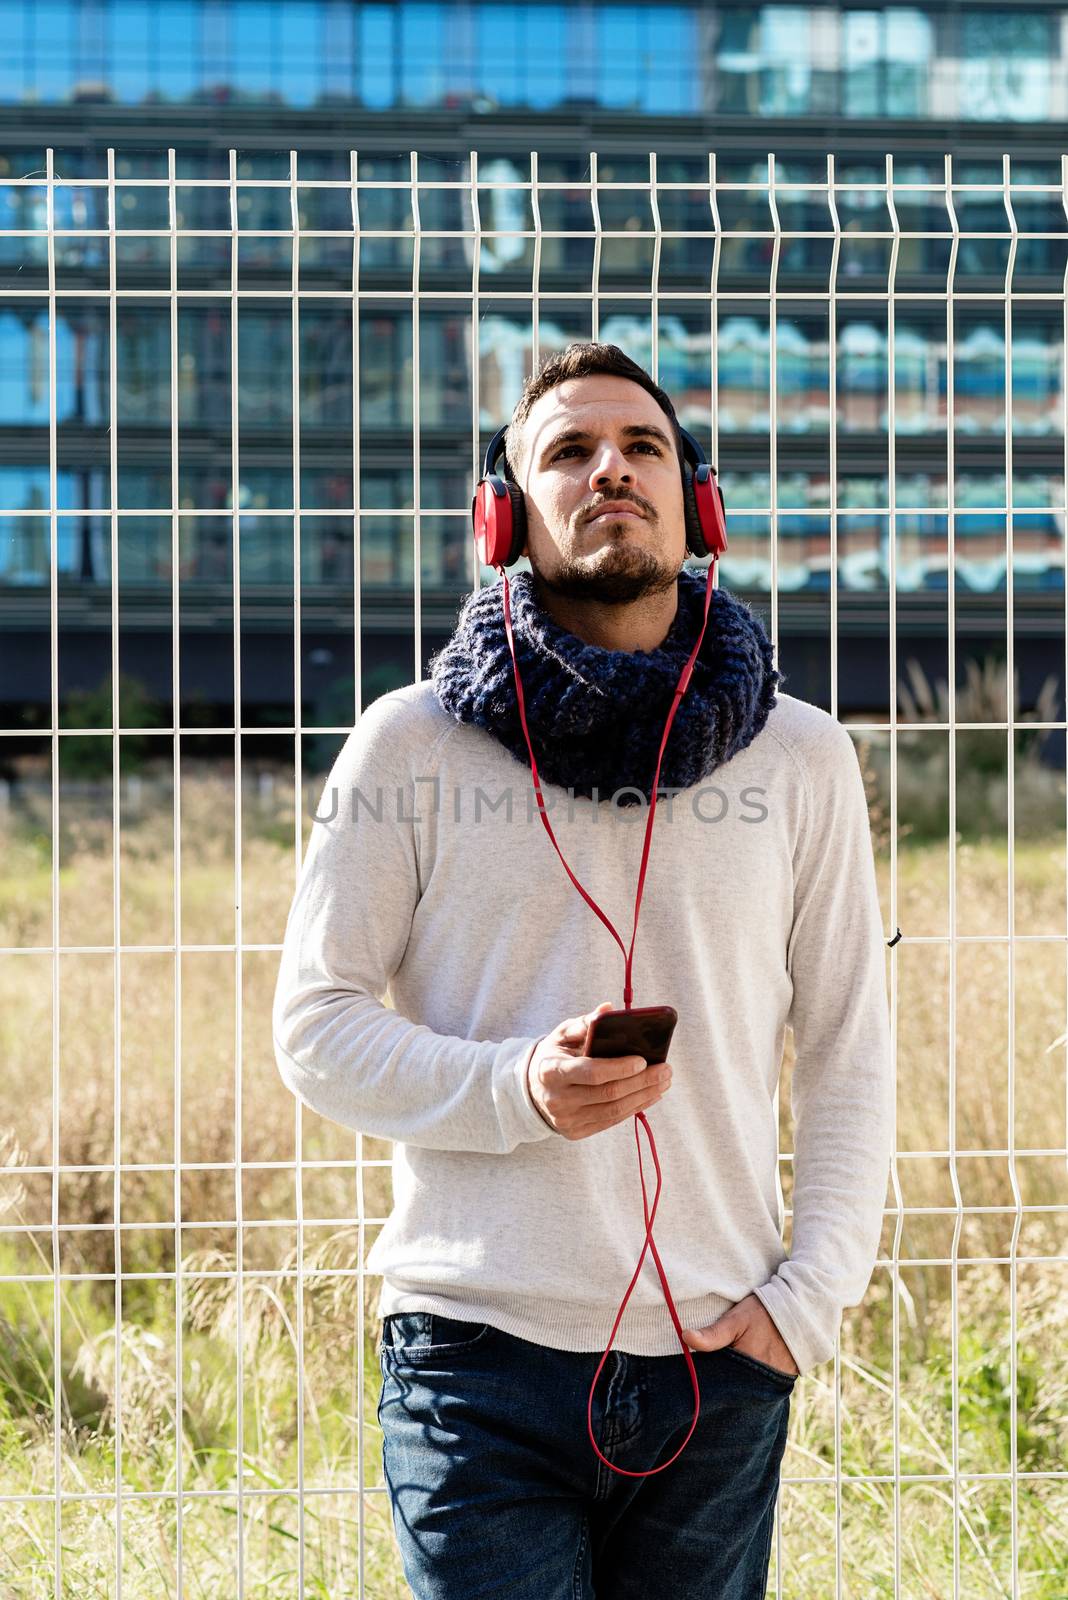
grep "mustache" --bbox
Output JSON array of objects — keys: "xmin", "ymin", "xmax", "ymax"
[{"xmin": 584, "ymin": 497, "xmax": 653, "ymax": 522}]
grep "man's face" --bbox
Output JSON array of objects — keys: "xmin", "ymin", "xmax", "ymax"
[{"xmin": 514, "ymin": 375, "xmax": 687, "ymax": 605}]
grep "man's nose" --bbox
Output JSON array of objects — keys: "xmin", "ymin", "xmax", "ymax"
[{"xmin": 588, "ymin": 445, "xmax": 633, "ymax": 485}]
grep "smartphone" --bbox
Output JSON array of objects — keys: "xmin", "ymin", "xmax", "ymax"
[{"xmin": 583, "ymin": 1005, "xmax": 678, "ymax": 1066}]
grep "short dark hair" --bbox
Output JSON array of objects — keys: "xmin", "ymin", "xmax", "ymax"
[{"xmin": 502, "ymin": 342, "xmax": 686, "ymax": 482}]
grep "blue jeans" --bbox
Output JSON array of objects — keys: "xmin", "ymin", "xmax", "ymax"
[{"xmin": 377, "ymin": 1311, "xmax": 795, "ymax": 1599}]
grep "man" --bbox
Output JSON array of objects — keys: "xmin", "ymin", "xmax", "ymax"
[{"xmin": 273, "ymin": 342, "xmax": 893, "ymax": 1598}]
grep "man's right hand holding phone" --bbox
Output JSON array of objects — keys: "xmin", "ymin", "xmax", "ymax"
[{"xmin": 525, "ymin": 1001, "xmax": 673, "ymax": 1141}]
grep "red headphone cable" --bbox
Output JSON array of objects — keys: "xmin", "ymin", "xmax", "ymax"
[{"xmin": 497, "ymin": 557, "xmax": 718, "ymax": 1476}]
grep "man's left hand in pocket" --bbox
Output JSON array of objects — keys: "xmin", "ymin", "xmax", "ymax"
[{"xmin": 681, "ymin": 1293, "xmax": 799, "ymax": 1377}]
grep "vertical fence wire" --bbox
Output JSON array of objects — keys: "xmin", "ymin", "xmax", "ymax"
[
  {"xmin": 105, "ymin": 141, "xmax": 125, "ymax": 1600},
  {"xmin": 886, "ymin": 153, "xmax": 905, "ymax": 1596},
  {"xmin": 763, "ymin": 150, "xmax": 792, "ymax": 1592},
  {"xmin": 469, "ymin": 149, "xmax": 482, "ymax": 596},
  {"xmin": 943, "ymin": 149, "xmax": 964, "ymax": 1600},
  {"xmin": 591, "ymin": 151, "xmax": 602, "ymax": 345},
  {"xmin": 288, "ymin": 146, "xmax": 308, "ymax": 1598},
  {"xmin": 1063, "ymin": 153, "xmax": 1068, "ymax": 1209},
  {"xmin": 885, "ymin": 148, "xmax": 903, "ymax": 1600},
  {"xmin": 166, "ymin": 142, "xmax": 185, "ymax": 1600},
  {"xmin": 827, "ymin": 148, "xmax": 845, "ymax": 1600},
  {"xmin": 707, "ymin": 150, "xmax": 721, "ymax": 534},
  {"xmin": 531, "ymin": 150, "xmax": 543, "ymax": 442},
  {"xmin": 1002, "ymin": 148, "xmax": 1023, "ymax": 1600},
  {"xmin": 227, "ymin": 146, "xmax": 246, "ymax": 1599},
  {"xmin": 650, "ymin": 151, "xmax": 661, "ymax": 385},
  {"xmin": 827, "ymin": 153, "xmax": 841, "ymax": 729},
  {"xmin": 350, "ymin": 148, "xmax": 364, "ymax": 715},
  {"xmin": 412, "ymin": 151, "xmax": 423, "ymax": 675},
  {"xmin": 768, "ymin": 154, "xmax": 781, "ymax": 667},
  {"xmin": 348, "ymin": 145, "xmax": 370, "ymax": 1599},
  {"xmin": 45, "ymin": 141, "xmax": 62, "ymax": 1600}
]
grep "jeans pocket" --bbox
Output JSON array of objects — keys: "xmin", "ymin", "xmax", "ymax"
[
  {"xmin": 723, "ymin": 1346, "xmax": 798, "ymax": 1387},
  {"xmin": 382, "ymin": 1311, "xmax": 497, "ymax": 1364}
]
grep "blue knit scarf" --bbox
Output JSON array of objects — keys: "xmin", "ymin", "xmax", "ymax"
[{"xmin": 429, "ymin": 567, "xmax": 782, "ymax": 804}]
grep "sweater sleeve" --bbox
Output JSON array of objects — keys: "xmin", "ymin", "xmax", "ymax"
[
  {"xmin": 271, "ymin": 692, "xmax": 553, "ymax": 1154},
  {"xmin": 752, "ymin": 718, "xmax": 893, "ymax": 1375}
]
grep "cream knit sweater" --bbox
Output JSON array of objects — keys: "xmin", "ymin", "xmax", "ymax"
[{"xmin": 272, "ymin": 681, "xmax": 893, "ymax": 1374}]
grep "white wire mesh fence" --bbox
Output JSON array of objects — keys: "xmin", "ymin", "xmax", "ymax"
[{"xmin": 0, "ymin": 147, "xmax": 1065, "ymax": 1597}]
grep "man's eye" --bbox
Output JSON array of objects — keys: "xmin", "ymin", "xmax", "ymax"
[{"xmin": 554, "ymin": 442, "xmax": 659, "ymax": 460}]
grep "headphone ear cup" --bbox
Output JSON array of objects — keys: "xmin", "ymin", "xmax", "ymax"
[
  {"xmin": 683, "ymin": 463, "xmax": 728, "ymax": 560},
  {"xmin": 504, "ymin": 479, "xmax": 527, "ymax": 564},
  {"xmin": 682, "ymin": 464, "xmax": 708, "ymax": 558},
  {"xmin": 472, "ymin": 475, "xmax": 528, "ymax": 568}
]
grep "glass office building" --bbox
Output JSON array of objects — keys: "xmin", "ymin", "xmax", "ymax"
[
  {"xmin": 3, "ymin": 3, "xmax": 1066, "ymax": 123},
  {"xmin": 1, "ymin": 0, "xmax": 1065, "ymax": 719}
]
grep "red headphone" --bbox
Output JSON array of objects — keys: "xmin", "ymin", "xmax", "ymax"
[
  {"xmin": 471, "ymin": 422, "xmax": 729, "ymax": 568},
  {"xmin": 469, "ymin": 416, "xmax": 730, "ymax": 1479}
]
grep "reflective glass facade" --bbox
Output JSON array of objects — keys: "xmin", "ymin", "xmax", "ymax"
[
  {"xmin": 1, "ymin": 142, "xmax": 1065, "ymax": 599},
  {"xmin": 0, "ymin": 295, "xmax": 1063, "ymax": 597},
  {"xmin": 3, "ymin": 1, "xmax": 1068, "ymax": 122},
  {"xmin": 0, "ymin": 0, "xmax": 1065, "ymax": 726}
]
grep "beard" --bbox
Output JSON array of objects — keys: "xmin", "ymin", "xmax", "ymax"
[{"xmin": 531, "ymin": 521, "xmax": 681, "ymax": 605}]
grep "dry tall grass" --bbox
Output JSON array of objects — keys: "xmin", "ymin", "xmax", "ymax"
[{"xmin": 0, "ymin": 757, "xmax": 1065, "ymax": 1596}]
